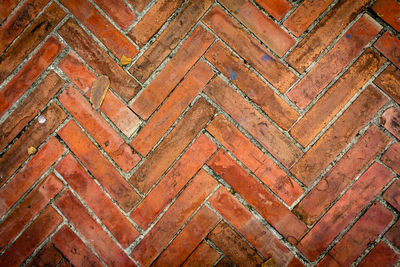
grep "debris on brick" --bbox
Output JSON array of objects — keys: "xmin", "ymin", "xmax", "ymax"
[
  {"xmin": 27, "ymin": 146, "xmax": 37, "ymax": 155},
  {"xmin": 90, "ymin": 75, "xmax": 110, "ymax": 109},
  {"xmin": 120, "ymin": 55, "xmax": 132, "ymax": 66}
]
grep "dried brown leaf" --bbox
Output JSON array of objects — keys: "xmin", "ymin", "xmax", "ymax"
[
  {"xmin": 90, "ymin": 75, "xmax": 110, "ymax": 109},
  {"xmin": 120, "ymin": 55, "xmax": 132, "ymax": 66}
]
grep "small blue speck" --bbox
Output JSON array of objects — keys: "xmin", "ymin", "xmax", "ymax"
[
  {"xmin": 346, "ymin": 34, "xmax": 351, "ymax": 39},
  {"xmin": 261, "ymin": 54, "xmax": 272, "ymax": 62},
  {"xmin": 230, "ymin": 70, "xmax": 237, "ymax": 81}
]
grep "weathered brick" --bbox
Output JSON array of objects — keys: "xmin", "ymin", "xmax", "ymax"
[
  {"xmin": 386, "ymin": 219, "xmax": 400, "ymax": 249},
  {"xmin": 288, "ymin": 15, "xmax": 382, "ymax": 109},
  {"xmin": 375, "ymin": 31, "xmax": 400, "ymax": 69},
  {"xmin": 92, "ymin": 0, "xmax": 136, "ymax": 30},
  {"xmin": 384, "ymin": 180, "xmax": 400, "ymax": 212},
  {"xmin": 382, "ymin": 143, "xmax": 400, "ymax": 175},
  {"xmin": 0, "ymin": 0, "xmax": 21, "ymax": 22},
  {"xmin": 127, "ymin": 0, "xmax": 151, "ymax": 12},
  {"xmin": 372, "ymin": 0, "xmax": 400, "ymax": 32},
  {"xmin": 27, "ymin": 242, "xmax": 62, "ymax": 267},
  {"xmin": 291, "ymin": 86, "xmax": 387, "ymax": 186},
  {"xmin": 254, "ymin": 0, "xmax": 292, "ymax": 20},
  {"xmin": 215, "ymin": 257, "xmax": 232, "ymax": 267},
  {"xmin": 358, "ymin": 241, "xmax": 399, "ymax": 267},
  {"xmin": 381, "ymin": 107, "xmax": 400, "ymax": 140},
  {"xmin": 182, "ymin": 241, "xmax": 220, "ymax": 267},
  {"xmin": 374, "ymin": 65, "xmax": 400, "ymax": 105}
]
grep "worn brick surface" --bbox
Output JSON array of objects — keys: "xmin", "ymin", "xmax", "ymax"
[{"xmin": 1, "ymin": 1, "xmax": 399, "ymax": 266}]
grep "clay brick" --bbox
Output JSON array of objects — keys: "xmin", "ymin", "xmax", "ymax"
[
  {"xmin": 374, "ymin": 65, "xmax": 400, "ymax": 105},
  {"xmin": 207, "ymin": 115, "xmax": 303, "ymax": 205},
  {"xmin": 215, "ymin": 257, "xmax": 233, "ymax": 267},
  {"xmin": 205, "ymin": 77, "xmax": 302, "ymax": 168},
  {"xmin": 92, "ymin": 0, "xmax": 136, "ymax": 30},
  {"xmin": 0, "ymin": 173, "xmax": 63, "ymax": 251},
  {"xmin": 205, "ymin": 42, "xmax": 299, "ymax": 130},
  {"xmin": 0, "ymin": 71, "xmax": 64, "ymax": 151},
  {"xmin": 0, "ymin": 3, "xmax": 65, "ymax": 84},
  {"xmin": 219, "ymin": 0, "xmax": 295, "ymax": 57},
  {"xmin": 0, "ymin": 102, "xmax": 67, "ymax": 183},
  {"xmin": 291, "ymin": 86, "xmax": 387, "ymax": 186},
  {"xmin": 284, "ymin": 0, "xmax": 333, "ymax": 37},
  {"xmin": 386, "ymin": 219, "xmax": 400, "ymax": 248},
  {"xmin": 130, "ymin": 0, "xmax": 213, "ymax": 83},
  {"xmin": 384, "ymin": 180, "xmax": 400, "ymax": 212},
  {"xmin": 288, "ymin": 15, "xmax": 382, "ymax": 109},
  {"xmin": 372, "ymin": 0, "xmax": 400, "ymax": 32},
  {"xmin": 131, "ymin": 170, "xmax": 217, "ymax": 266},
  {"xmin": 131, "ymin": 26, "xmax": 214, "ymax": 119},
  {"xmin": 56, "ymin": 154, "xmax": 139, "ymax": 248},
  {"xmin": 127, "ymin": 0, "xmax": 151, "ymax": 12},
  {"xmin": 58, "ymin": 18, "xmax": 140, "ymax": 102},
  {"xmin": 57, "ymin": 120, "xmax": 140, "ymax": 212},
  {"xmin": 381, "ymin": 107, "xmax": 400, "ymax": 140},
  {"xmin": 0, "ymin": 137, "xmax": 65, "ymax": 215},
  {"xmin": 208, "ymin": 222, "xmax": 264, "ymax": 267},
  {"xmin": 382, "ymin": 143, "xmax": 400, "ymax": 175},
  {"xmin": 254, "ymin": 0, "xmax": 292, "ymax": 20},
  {"xmin": 0, "ymin": 36, "xmax": 64, "ymax": 116},
  {"xmin": 375, "ymin": 31, "xmax": 400, "ymax": 69},
  {"xmin": 27, "ymin": 242, "xmax": 62, "ymax": 267},
  {"xmin": 128, "ymin": 0, "xmax": 184, "ymax": 46},
  {"xmin": 358, "ymin": 241, "xmax": 399, "ymax": 267},
  {"xmin": 130, "ymin": 98, "xmax": 216, "ymax": 193},
  {"xmin": 290, "ymin": 49, "xmax": 385, "ymax": 147},
  {"xmin": 130, "ymin": 134, "xmax": 216, "ymax": 229},
  {"xmin": 153, "ymin": 206, "xmax": 219, "ymax": 266},
  {"xmin": 294, "ymin": 125, "xmax": 390, "ymax": 225},
  {"xmin": 286, "ymin": 0, "xmax": 370, "ymax": 73},
  {"xmin": 297, "ymin": 163, "xmax": 393, "ymax": 261},
  {"xmin": 209, "ymin": 187, "xmax": 297, "ymax": 266},
  {"xmin": 59, "ymin": 85, "xmax": 140, "ymax": 172},
  {"xmin": 0, "ymin": 0, "xmax": 21, "ymax": 22},
  {"xmin": 0, "ymin": 206, "xmax": 62, "ymax": 266},
  {"xmin": 55, "ymin": 190, "xmax": 135, "ymax": 266},
  {"xmin": 203, "ymin": 6, "xmax": 296, "ymax": 93},
  {"xmin": 182, "ymin": 241, "xmax": 220, "ymax": 267}
]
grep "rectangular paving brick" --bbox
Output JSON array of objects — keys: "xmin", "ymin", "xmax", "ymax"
[
  {"xmin": 130, "ymin": 134, "xmax": 216, "ymax": 229},
  {"xmin": 383, "ymin": 180, "xmax": 400, "ymax": 212},
  {"xmin": 130, "ymin": 26, "xmax": 214, "ymax": 119},
  {"xmin": 372, "ymin": 0, "xmax": 400, "ymax": 32},
  {"xmin": 382, "ymin": 143, "xmax": 400, "ymax": 175},
  {"xmin": 291, "ymin": 85, "xmax": 387, "ymax": 186},
  {"xmin": 131, "ymin": 61, "xmax": 214, "ymax": 156},
  {"xmin": 288, "ymin": 15, "xmax": 382, "ymax": 109},
  {"xmin": 358, "ymin": 241, "xmax": 399, "ymax": 267},
  {"xmin": 92, "ymin": 0, "xmax": 136, "ymax": 30},
  {"xmin": 254, "ymin": 0, "xmax": 292, "ymax": 20},
  {"xmin": 374, "ymin": 65, "xmax": 400, "ymax": 105},
  {"xmin": 205, "ymin": 77, "xmax": 302, "ymax": 168},
  {"xmin": 58, "ymin": 18, "xmax": 140, "ymax": 102},
  {"xmin": 182, "ymin": 241, "xmax": 220, "ymax": 267},
  {"xmin": 131, "ymin": 170, "xmax": 218, "ymax": 266},
  {"xmin": 375, "ymin": 31, "xmax": 400, "ymax": 69},
  {"xmin": 130, "ymin": 98, "xmax": 216, "ymax": 193},
  {"xmin": 127, "ymin": 0, "xmax": 151, "ymax": 12},
  {"xmin": 57, "ymin": 120, "xmax": 140, "ymax": 212},
  {"xmin": 297, "ymin": 163, "xmax": 393, "ymax": 261},
  {"xmin": 27, "ymin": 242, "xmax": 62, "ymax": 267},
  {"xmin": 0, "ymin": 0, "xmax": 21, "ymax": 22},
  {"xmin": 386, "ymin": 219, "xmax": 400, "ymax": 249},
  {"xmin": 381, "ymin": 107, "xmax": 400, "ymax": 140}
]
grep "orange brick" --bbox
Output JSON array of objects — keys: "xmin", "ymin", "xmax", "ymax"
[
  {"xmin": 375, "ymin": 31, "xmax": 400, "ymax": 69},
  {"xmin": 374, "ymin": 65, "xmax": 400, "ymax": 105},
  {"xmin": 358, "ymin": 241, "xmax": 399, "ymax": 267},
  {"xmin": 381, "ymin": 107, "xmax": 400, "ymax": 140},
  {"xmin": 57, "ymin": 120, "xmax": 140, "ymax": 211},
  {"xmin": 291, "ymin": 86, "xmax": 387, "ymax": 186},
  {"xmin": 383, "ymin": 180, "xmax": 400, "ymax": 212},
  {"xmin": 0, "ymin": 0, "xmax": 21, "ymax": 21},
  {"xmin": 27, "ymin": 242, "xmax": 62, "ymax": 267},
  {"xmin": 131, "ymin": 26, "xmax": 214, "ymax": 119},
  {"xmin": 127, "ymin": 0, "xmax": 151, "ymax": 12},
  {"xmin": 372, "ymin": 0, "xmax": 400, "ymax": 32},
  {"xmin": 288, "ymin": 15, "xmax": 382, "ymax": 109},
  {"xmin": 254, "ymin": 0, "xmax": 292, "ymax": 20},
  {"xmin": 182, "ymin": 241, "xmax": 220, "ymax": 267},
  {"xmin": 203, "ymin": 6, "xmax": 296, "ymax": 93},
  {"xmin": 92, "ymin": 0, "xmax": 136, "ymax": 30},
  {"xmin": 382, "ymin": 143, "xmax": 400, "ymax": 175}
]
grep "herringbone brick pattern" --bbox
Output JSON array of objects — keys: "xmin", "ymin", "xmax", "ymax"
[{"xmin": 0, "ymin": 0, "xmax": 399, "ymax": 266}]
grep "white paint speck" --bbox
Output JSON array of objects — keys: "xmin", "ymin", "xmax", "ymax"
[{"xmin": 38, "ymin": 116, "xmax": 46, "ymax": 124}]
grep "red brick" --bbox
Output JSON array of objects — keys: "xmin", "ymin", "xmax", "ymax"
[
  {"xmin": 284, "ymin": 0, "xmax": 333, "ymax": 37},
  {"xmin": 373, "ymin": 0, "xmax": 400, "ymax": 32},
  {"xmin": 203, "ymin": 6, "xmax": 296, "ymax": 93},
  {"xmin": 0, "ymin": 3, "xmax": 65, "ymax": 84},
  {"xmin": 297, "ymin": 163, "xmax": 393, "ymax": 261},
  {"xmin": 182, "ymin": 241, "xmax": 221, "ymax": 267},
  {"xmin": 55, "ymin": 190, "xmax": 135, "ymax": 266},
  {"xmin": 205, "ymin": 42, "xmax": 299, "ymax": 130},
  {"xmin": 381, "ymin": 107, "xmax": 400, "ymax": 140},
  {"xmin": 130, "ymin": 0, "xmax": 213, "ymax": 83},
  {"xmin": 127, "ymin": 0, "xmax": 151, "ymax": 12},
  {"xmin": 92, "ymin": 0, "xmax": 136, "ymax": 30},
  {"xmin": 131, "ymin": 170, "xmax": 217, "ymax": 266},
  {"xmin": 0, "ymin": 0, "xmax": 49, "ymax": 53},
  {"xmin": 0, "ymin": 173, "xmax": 63, "ymax": 251},
  {"xmin": 294, "ymin": 126, "xmax": 389, "ymax": 225},
  {"xmin": 286, "ymin": 0, "xmax": 370, "ymax": 73},
  {"xmin": 386, "ymin": 219, "xmax": 400, "ymax": 249},
  {"xmin": 56, "ymin": 154, "xmax": 139, "ymax": 248},
  {"xmin": 288, "ymin": 15, "xmax": 381, "ymax": 109},
  {"xmin": 358, "ymin": 241, "xmax": 399, "ymax": 267},
  {"xmin": 58, "ymin": 18, "xmax": 140, "ymax": 102},
  {"xmin": 27, "ymin": 242, "xmax": 62, "ymax": 267},
  {"xmin": 0, "ymin": 36, "xmax": 64, "ymax": 116},
  {"xmin": 0, "ymin": 102, "xmax": 67, "ymax": 183},
  {"xmin": 215, "ymin": 257, "xmax": 232, "ymax": 266},
  {"xmin": 130, "ymin": 26, "xmax": 214, "ymax": 119},
  {"xmin": 130, "ymin": 98, "xmax": 216, "ymax": 193},
  {"xmin": 209, "ymin": 150, "xmax": 307, "ymax": 243},
  {"xmin": 374, "ymin": 65, "xmax": 400, "ymax": 105},
  {"xmin": 0, "ymin": 137, "xmax": 65, "ymax": 216},
  {"xmin": 208, "ymin": 222, "xmax": 264, "ymax": 267},
  {"xmin": 59, "ymin": 85, "xmax": 139, "ymax": 172},
  {"xmin": 130, "ymin": 134, "xmax": 216, "ymax": 229},
  {"xmin": 0, "ymin": 206, "xmax": 62, "ymax": 266},
  {"xmin": 205, "ymin": 77, "xmax": 302, "ymax": 168},
  {"xmin": 291, "ymin": 86, "xmax": 387, "ymax": 186},
  {"xmin": 51, "ymin": 226, "xmax": 102, "ymax": 267},
  {"xmin": 153, "ymin": 206, "xmax": 219, "ymax": 266},
  {"xmin": 131, "ymin": 62, "xmax": 213, "ymax": 155},
  {"xmin": 254, "ymin": 0, "xmax": 292, "ymax": 20},
  {"xmin": 219, "ymin": 0, "xmax": 295, "ymax": 57},
  {"xmin": 128, "ymin": 0, "xmax": 184, "ymax": 46},
  {"xmin": 209, "ymin": 187, "xmax": 297, "ymax": 266},
  {"xmin": 0, "ymin": 0, "xmax": 21, "ymax": 22},
  {"xmin": 290, "ymin": 49, "xmax": 385, "ymax": 146},
  {"xmin": 0, "ymin": 71, "xmax": 64, "ymax": 151},
  {"xmin": 57, "ymin": 120, "xmax": 140, "ymax": 211},
  {"xmin": 375, "ymin": 31, "xmax": 400, "ymax": 69},
  {"xmin": 382, "ymin": 143, "xmax": 400, "ymax": 175},
  {"xmin": 384, "ymin": 180, "xmax": 400, "ymax": 212}
]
